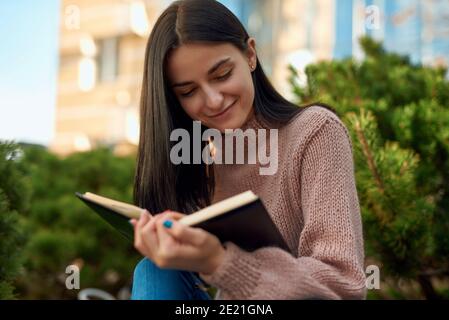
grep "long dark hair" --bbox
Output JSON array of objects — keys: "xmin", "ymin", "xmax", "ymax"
[{"xmin": 133, "ymin": 0, "xmax": 334, "ymax": 214}]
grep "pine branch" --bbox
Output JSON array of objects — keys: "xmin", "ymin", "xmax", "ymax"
[
  {"xmin": 348, "ymin": 110, "xmax": 400, "ymax": 219},
  {"xmin": 354, "ymin": 117, "xmax": 385, "ymax": 194}
]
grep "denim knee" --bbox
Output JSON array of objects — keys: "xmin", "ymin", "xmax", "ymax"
[
  {"xmin": 133, "ymin": 258, "xmax": 159, "ymax": 280},
  {"xmin": 131, "ymin": 258, "xmax": 210, "ymax": 300}
]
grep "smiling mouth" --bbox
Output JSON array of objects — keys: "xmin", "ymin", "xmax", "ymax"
[{"xmin": 209, "ymin": 99, "xmax": 237, "ymax": 118}]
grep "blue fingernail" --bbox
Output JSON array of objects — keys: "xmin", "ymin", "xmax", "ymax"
[{"xmin": 163, "ymin": 220, "xmax": 172, "ymax": 229}]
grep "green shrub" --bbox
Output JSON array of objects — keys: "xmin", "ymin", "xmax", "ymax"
[
  {"xmin": 0, "ymin": 141, "xmax": 30, "ymax": 299},
  {"xmin": 289, "ymin": 37, "xmax": 449, "ymax": 299},
  {"xmin": 14, "ymin": 146, "xmax": 140, "ymax": 299}
]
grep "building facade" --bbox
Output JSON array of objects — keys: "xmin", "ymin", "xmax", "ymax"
[
  {"xmin": 51, "ymin": 0, "xmax": 449, "ymax": 156},
  {"xmin": 335, "ymin": 0, "xmax": 449, "ymax": 68},
  {"xmin": 51, "ymin": 0, "xmax": 337, "ymax": 155},
  {"xmin": 51, "ymin": 0, "xmax": 171, "ymax": 156}
]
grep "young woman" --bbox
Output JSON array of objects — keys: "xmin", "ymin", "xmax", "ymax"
[{"xmin": 129, "ymin": 0, "xmax": 366, "ymax": 300}]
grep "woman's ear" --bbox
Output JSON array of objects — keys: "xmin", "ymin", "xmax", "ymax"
[{"xmin": 246, "ymin": 37, "xmax": 257, "ymax": 70}]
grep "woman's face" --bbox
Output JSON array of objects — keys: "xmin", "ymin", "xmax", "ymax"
[{"xmin": 166, "ymin": 39, "xmax": 257, "ymax": 132}]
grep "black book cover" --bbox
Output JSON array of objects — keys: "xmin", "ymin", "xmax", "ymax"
[
  {"xmin": 76, "ymin": 192, "xmax": 289, "ymax": 252},
  {"xmin": 193, "ymin": 199, "xmax": 290, "ymax": 252},
  {"xmin": 76, "ymin": 192, "xmax": 134, "ymax": 241}
]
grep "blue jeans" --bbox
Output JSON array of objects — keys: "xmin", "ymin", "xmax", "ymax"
[{"xmin": 131, "ymin": 258, "xmax": 212, "ymax": 300}]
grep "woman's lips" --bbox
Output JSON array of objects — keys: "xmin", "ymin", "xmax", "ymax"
[{"xmin": 209, "ymin": 99, "xmax": 237, "ymax": 119}]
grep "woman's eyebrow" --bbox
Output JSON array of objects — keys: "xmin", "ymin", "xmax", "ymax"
[
  {"xmin": 207, "ymin": 57, "xmax": 231, "ymax": 75},
  {"xmin": 171, "ymin": 57, "xmax": 232, "ymax": 88}
]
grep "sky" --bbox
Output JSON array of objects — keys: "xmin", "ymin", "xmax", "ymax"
[{"xmin": 0, "ymin": 0, "xmax": 60, "ymax": 146}]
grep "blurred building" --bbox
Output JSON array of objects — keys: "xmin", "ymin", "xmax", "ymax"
[
  {"xmin": 51, "ymin": 0, "xmax": 171, "ymax": 156},
  {"xmin": 51, "ymin": 0, "xmax": 449, "ymax": 156},
  {"xmin": 220, "ymin": 0, "xmax": 336, "ymax": 99},
  {"xmin": 51, "ymin": 0, "xmax": 337, "ymax": 156},
  {"xmin": 222, "ymin": 0, "xmax": 449, "ymax": 96},
  {"xmin": 334, "ymin": 0, "xmax": 449, "ymax": 68}
]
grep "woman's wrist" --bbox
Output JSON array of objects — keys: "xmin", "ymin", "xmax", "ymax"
[{"xmin": 202, "ymin": 245, "xmax": 226, "ymax": 276}]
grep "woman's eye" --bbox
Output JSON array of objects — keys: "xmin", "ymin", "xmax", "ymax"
[
  {"xmin": 178, "ymin": 70, "xmax": 232, "ymax": 98},
  {"xmin": 216, "ymin": 70, "xmax": 232, "ymax": 81},
  {"xmin": 180, "ymin": 89, "xmax": 195, "ymax": 97}
]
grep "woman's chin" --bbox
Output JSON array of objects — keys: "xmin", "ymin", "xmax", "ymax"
[{"xmin": 209, "ymin": 118, "xmax": 245, "ymax": 132}]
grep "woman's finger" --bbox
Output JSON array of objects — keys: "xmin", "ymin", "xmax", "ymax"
[
  {"xmin": 151, "ymin": 210, "xmax": 180, "ymax": 224},
  {"xmin": 155, "ymin": 217, "xmax": 178, "ymax": 254},
  {"xmin": 164, "ymin": 211, "xmax": 186, "ymax": 221},
  {"xmin": 140, "ymin": 216, "xmax": 160, "ymax": 259},
  {"xmin": 163, "ymin": 219, "xmax": 210, "ymax": 247},
  {"xmin": 134, "ymin": 211, "xmax": 151, "ymax": 254}
]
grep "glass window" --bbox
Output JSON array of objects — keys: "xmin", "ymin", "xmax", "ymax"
[{"xmin": 96, "ymin": 37, "xmax": 119, "ymax": 83}]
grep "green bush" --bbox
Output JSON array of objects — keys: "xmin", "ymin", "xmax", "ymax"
[
  {"xmin": 0, "ymin": 141, "xmax": 30, "ymax": 299},
  {"xmin": 5, "ymin": 37, "xmax": 448, "ymax": 300},
  {"xmin": 289, "ymin": 37, "xmax": 449, "ymax": 299},
  {"xmin": 13, "ymin": 146, "xmax": 140, "ymax": 299}
]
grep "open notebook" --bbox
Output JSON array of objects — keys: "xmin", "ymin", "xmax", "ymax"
[{"xmin": 76, "ymin": 190, "xmax": 289, "ymax": 252}]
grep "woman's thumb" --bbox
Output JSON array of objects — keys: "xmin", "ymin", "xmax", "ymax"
[{"xmin": 163, "ymin": 219, "xmax": 206, "ymax": 245}]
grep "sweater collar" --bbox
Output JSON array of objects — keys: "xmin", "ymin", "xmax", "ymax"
[
  {"xmin": 210, "ymin": 109, "xmax": 273, "ymax": 166},
  {"xmin": 239, "ymin": 109, "xmax": 271, "ymax": 131}
]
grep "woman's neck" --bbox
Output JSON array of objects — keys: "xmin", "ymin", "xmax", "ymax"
[{"xmin": 208, "ymin": 110, "xmax": 274, "ymax": 166}]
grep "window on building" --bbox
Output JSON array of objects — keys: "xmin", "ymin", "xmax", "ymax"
[{"xmin": 96, "ymin": 37, "xmax": 119, "ymax": 83}]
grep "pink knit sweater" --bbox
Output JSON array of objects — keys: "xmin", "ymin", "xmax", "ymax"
[{"xmin": 199, "ymin": 106, "xmax": 366, "ymax": 300}]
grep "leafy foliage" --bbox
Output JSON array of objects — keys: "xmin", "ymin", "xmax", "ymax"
[
  {"xmin": 12, "ymin": 145, "xmax": 141, "ymax": 299},
  {"xmin": 0, "ymin": 141, "xmax": 29, "ymax": 299},
  {"xmin": 289, "ymin": 37, "xmax": 449, "ymax": 299}
]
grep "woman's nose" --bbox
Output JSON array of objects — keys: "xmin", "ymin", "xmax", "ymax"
[{"xmin": 203, "ymin": 86, "xmax": 224, "ymax": 110}]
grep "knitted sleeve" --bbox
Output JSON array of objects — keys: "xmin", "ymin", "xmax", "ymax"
[{"xmin": 199, "ymin": 116, "xmax": 366, "ymax": 299}]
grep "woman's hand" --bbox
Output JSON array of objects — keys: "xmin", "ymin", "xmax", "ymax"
[{"xmin": 130, "ymin": 210, "xmax": 225, "ymax": 275}]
